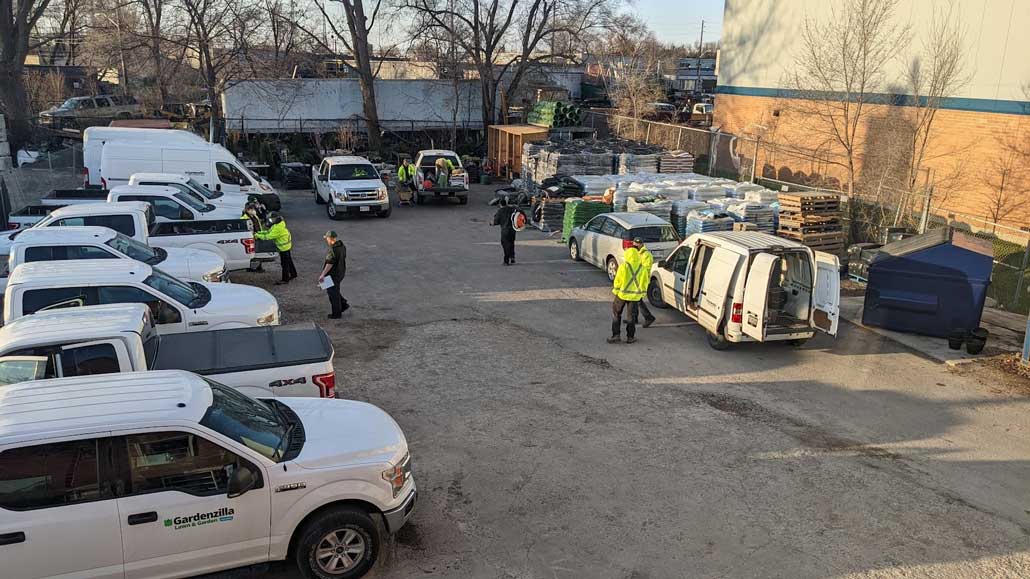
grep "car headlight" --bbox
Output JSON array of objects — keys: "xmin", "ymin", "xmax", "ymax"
[
  {"xmin": 259, "ymin": 182, "xmax": 274, "ymax": 192},
  {"xmin": 256, "ymin": 312, "xmax": 277, "ymax": 326},
  {"xmin": 334, "ymin": 190, "xmax": 348, "ymax": 201},
  {"xmin": 382, "ymin": 452, "xmax": 411, "ymax": 498},
  {"xmin": 202, "ymin": 268, "xmax": 226, "ymax": 282},
  {"xmin": 377, "ymin": 187, "xmax": 388, "ymax": 201}
]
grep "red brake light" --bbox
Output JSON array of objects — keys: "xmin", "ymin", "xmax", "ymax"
[
  {"xmin": 731, "ymin": 303, "xmax": 743, "ymax": 324},
  {"xmin": 82, "ymin": 167, "xmax": 89, "ymax": 186},
  {"xmin": 7, "ymin": 223, "xmax": 19, "ymax": 230},
  {"xmin": 313, "ymin": 371, "xmax": 336, "ymax": 398},
  {"xmin": 242, "ymin": 238, "xmax": 255, "ymax": 254},
  {"xmin": 622, "ymin": 239, "xmax": 634, "ymax": 250}
]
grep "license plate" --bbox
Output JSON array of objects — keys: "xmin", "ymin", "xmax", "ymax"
[{"xmin": 359, "ymin": 206, "xmax": 370, "ymax": 212}]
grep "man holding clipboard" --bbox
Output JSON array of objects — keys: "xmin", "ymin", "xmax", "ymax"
[{"xmin": 318, "ymin": 230, "xmax": 349, "ymax": 319}]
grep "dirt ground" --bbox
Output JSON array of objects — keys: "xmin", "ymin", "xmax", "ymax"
[{"xmin": 228, "ymin": 185, "xmax": 1029, "ymax": 579}]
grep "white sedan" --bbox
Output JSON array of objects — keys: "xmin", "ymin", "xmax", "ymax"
[{"xmin": 568, "ymin": 212, "xmax": 682, "ymax": 280}]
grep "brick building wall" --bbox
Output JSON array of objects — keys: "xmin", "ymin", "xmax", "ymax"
[{"xmin": 714, "ymin": 93, "xmax": 1030, "ymax": 227}]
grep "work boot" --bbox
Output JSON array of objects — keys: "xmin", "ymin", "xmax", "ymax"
[
  {"xmin": 643, "ymin": 317, "xmax": 655, "ymax": 328},
  {"xmin": 607, "ymin": 336, "xmax": 621, "ymax": 344},
  {"xmin": 626, "ymin": 336, "xmax": 637, "ymax": 344}
]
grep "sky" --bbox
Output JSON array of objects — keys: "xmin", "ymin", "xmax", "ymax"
[{"xmin": 634, "ymin": 0, "xmax": 725, "ymax": 46}]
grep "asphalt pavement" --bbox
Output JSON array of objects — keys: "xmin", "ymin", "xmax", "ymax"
[{"xmin": 234, "ymin": 184, "xmax": 1030, "ymax": 579}]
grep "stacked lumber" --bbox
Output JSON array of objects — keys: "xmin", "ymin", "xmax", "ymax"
[{"xmin": 777, "ymin": 192, "xmax": 844, "ymax": 253}]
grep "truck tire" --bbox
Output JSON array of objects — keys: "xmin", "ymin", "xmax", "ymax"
[
  {"xmin": 414, "ymin": 193, "xmax": 423, "ymax": 205},
  {"xmin": 705, "ymin": 330, "xmax": 731, "ymax": 350},
  {"xmin": 458, "ymin": 195, "xmax": 468, "ymax": 205},
  {"xmin": 294, "ymin": 506, "xmax": 381, "ymax": 579},
  {"xmin": 378, "ymin": 206, "xmax": 392, "ymax": 218},
  {"xmin": 327, "ymin": 203, "xmax": 343, "ymax": 221},
  {"xmin": 647, "ymin": 278, "xmax": 668, "ymax": 309}
]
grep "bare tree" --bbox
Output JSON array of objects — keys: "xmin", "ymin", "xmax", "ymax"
[
  {"xmin": 981, "ymin": 142, "xmax": 1029, "ymax": 225},
  {"xmin": 294, "ymin": 0, "xmax": 386, "ymax": 152},
  {"xmin": 23, "ymin": 70, "xmax": 67, "ymax": 114},
  {"xmin": 178, "ymin": 0, "xmax": 260, "ymax": 141},
  {"xmin": 587, "ymin": 14, "xmax": 664, "ymax": 119},
  {"xmin": 0, "ymin": 0, "xmax": 72, "ymax": 153},
  {"xmin": 785, "ymin": 0, "xmax": 911, "ymax": 197}
]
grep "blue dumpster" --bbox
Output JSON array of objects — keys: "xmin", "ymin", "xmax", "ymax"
[{"xmin": 862, "ymin": 228, "xmax": 993, "ymax": 338}]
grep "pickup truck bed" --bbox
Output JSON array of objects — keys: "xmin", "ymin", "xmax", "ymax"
[{"xmin": 152, "ymin": 323, "xmax": 333, "ymax": 375}]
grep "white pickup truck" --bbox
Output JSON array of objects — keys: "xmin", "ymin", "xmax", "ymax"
[
  {"xmin": 412, "ymin": 149, "xmax": 469, "ymax": 205},
  {"xmin": 4, "ymin": 259, "xmax": 280, "ymax": 334},
  {"xmin": 128, "ymin": 172, "xmax": 250, "ymax": 212},
  {"xmin": 0, "ymin": 370, "xmax": 415, "ymax": 579},
  {"xmin": 108, "ymin": 184, "xmax": 242, "ymax": 222},
  {"xmin": 1, "ymin": 226, "xmax": 226, "ymax": 294},
  {"xmin": 1, "ymin": 202, "xmax": 274, "ymax": 271},
  {"xmin": 312, "ymin": 156, "xmax": 392, "ymax": 219},
  {"xmin": 0, "ymin": 304, "xmax": 335, "ymax": 398}
]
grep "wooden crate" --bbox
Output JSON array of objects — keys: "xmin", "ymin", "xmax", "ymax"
[{"xmin": 487, "ymin": 124, "xmax": 550, "ymax": 179}]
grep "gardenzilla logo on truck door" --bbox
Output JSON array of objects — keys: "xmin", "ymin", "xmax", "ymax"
[{"xmin": 164, "ymin": 507, "xmax": 235, "ymax": 530}]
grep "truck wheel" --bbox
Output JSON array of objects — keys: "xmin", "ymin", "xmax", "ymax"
[
  {"xmin": 295, "ymin": 506, "xmax": 381, "ymax": 579},
  {"xmin": 648, "ymin": 278, "xmax": 668, "ymax": 309},
  {"xmin": 378, "ymin": 206, "xmax": 392, "ymax": 218},
  {"xmin": 327, "ymin": 203, "xmax": 342, "ymax": 221},
  {"xmin": 606, "ymin": 257, "xmax": 619, "ymax": 282},
  {"xmin": 414, "ymin": 193, "xmax": 423, "ymax": 206},
  {"xmin": 315, "ymin": 190, "xmax": 326, "ymax": 205},
  {"xmin": 706, "ymin": 331, "xmax": 731, "ymax": 350},
  {"xmin": 569, "ymin": 239, "xmax": 582, "ymax": 261},
  {"xmin": 458, "ymin": 195, "xmax": 468, "ymax": 205}
]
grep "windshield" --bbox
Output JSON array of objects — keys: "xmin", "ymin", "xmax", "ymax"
[
  {"xmin": 187, "ymin": 178, "xmax": 222, "ymax": 200},
  {"xmin": 199, "ymin": 380, "xmax": 286, "ymax": 461},
  {"xmin": 173, "ymin": 191, "xmax": 212, "ymax": 213},
  {"xmin": 106, "ymin": 233, "xmax": 161, "ymax": 264},
  {"xmin": 243, "ymin": 166, "xmax": 262, "ymax": 181},
  {"xmin": 632, "ymin": 225, "xmax": 680, "ymax": 243},
  {"xmin": 329, "ymin": 164, "xmax": 379, "ymax": 180},
  {"xmin": 143, "ymin": 268, "xmax": 199, "ymax": 306}
]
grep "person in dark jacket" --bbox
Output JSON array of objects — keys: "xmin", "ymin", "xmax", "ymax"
[
  {"xmin": 318, "ymin": 230, "xmax": 349, "ymax": 319},
  {"xmin": 491, "ymin": 196, "xmax": 518, "ymax": 265}
]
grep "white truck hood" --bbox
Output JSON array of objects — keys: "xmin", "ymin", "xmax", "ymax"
[
  {"xmin": 328, "ymin": 179, "xmax": 384, "ymax": 194},
  {"xmin": 285, "ymin": 398, "xmax": 408, "ymax": 469},
  {"xmin": 159, "ymin": 247, "xmax": 225, "ymax": 282},
  {"xmin": 196, "ymin": 281, "xmax": 278, "ymax": 325}
]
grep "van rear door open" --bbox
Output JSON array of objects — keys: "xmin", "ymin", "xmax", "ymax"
[
  {"xmin": 696, "ymin": 247, "xmax": 740, "ymax": 334},
  {"xmin": 740, "ymin": 252, "xmax": 780, "ymax": 341},
  {"xmin": 811, "ymin": 251, "xmax": 840, "ymax": 335}
]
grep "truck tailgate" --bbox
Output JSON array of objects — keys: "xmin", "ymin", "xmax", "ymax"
[{"xmin": 152, "ymin": 323, "xmax": 333, "ymax": 375}]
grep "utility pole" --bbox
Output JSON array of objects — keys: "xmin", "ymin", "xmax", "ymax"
[{"xmin": 695, "ymin": 20, "xmax": 705, "ymax": 94}]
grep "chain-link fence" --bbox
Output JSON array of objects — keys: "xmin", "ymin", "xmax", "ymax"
[{"xmin": 1, "ymin": 144, "xmax": 84, "ymax": 211}]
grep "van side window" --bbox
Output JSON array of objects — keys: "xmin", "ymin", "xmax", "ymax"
[
  {"xmin": 117, "ymin": 432, "xmax": 258, "ymax": 497},
  {"xmin": 668, "ymin": 247, "xmax": 692, "ymax": 275},
  {"xmin": 98, "ymin": 286, "xmax": 181, "ymax": 324},
  {"xmin": 0, "ymin": 439, "xmax": 101, "ymax": 510},
  {"xmin": 216, "ymin": 162, "xmax": 248, "ymax": 186},
  {"xmin": 60, "ymin": 343, "xmax": 120, "ymax": 377},
  {"xmin": 23, "ymin": 287, "xmax": 96, "ymax": 315}
]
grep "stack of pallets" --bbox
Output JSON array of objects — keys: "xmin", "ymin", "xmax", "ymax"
[{"xmin": 777, "ymin": 192, "xmax": 844, "ymax": 254}]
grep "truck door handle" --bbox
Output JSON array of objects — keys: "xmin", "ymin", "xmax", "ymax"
[
  {"xmin": 0, "ymin": 532, "xmax": 25, "ymax": 546},
  {"xmin": 189, "ymin": 321, "xmax": 209, "ymax": 327},
  {"xmin": 127, "ymin": 512, "xmax": 158, "ymax": 526}
]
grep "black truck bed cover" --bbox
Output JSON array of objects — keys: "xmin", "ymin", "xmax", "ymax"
[{"xmin": 152, "ymin": 323, "xmax": 333, "ymax": 375}]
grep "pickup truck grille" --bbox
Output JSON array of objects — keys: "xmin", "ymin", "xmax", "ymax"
[{"xmin": 346, "ymin": 189, "xmax": 378, "ymax": 201}]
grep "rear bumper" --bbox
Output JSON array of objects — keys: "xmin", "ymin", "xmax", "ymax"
[
  {"xmin": 383, "ymin": 487, "xmax": 417, "ymax": 533},
  {"xmin": 418, "ymin": 187, "xmax": 468, "ymax": 195},
  {"xmin": 726, "ymin": 328, "xmax": 816, "ymax": 343}
]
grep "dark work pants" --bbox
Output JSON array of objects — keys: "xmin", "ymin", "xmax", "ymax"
[
  {"xmin": 612, "ymin": 297, "xmax": 640, "ymax": 338},
  {"xmin": 501, "ymin": 230, "xmax": 516, "ymax": 264},
  {"xmin": 638, "ymin": 298, "xmax": 656, "ymax": 324},
  {"xmin": 326, "ymin": 280, "xmax": 348, "ymax": 316},
  {"xmin": 279, "ymin": 250, "xmax": 298, "ymax": 281}
]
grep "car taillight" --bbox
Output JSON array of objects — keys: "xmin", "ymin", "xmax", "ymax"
[
  {"xmin": 313, "ymin": 371, "xmax": 336, "ymax": 398},
  {"xmin": 622, "ymin": 239, "xmax": 634, "ymax": 250},
  {"xmin": 242, "ymin": 238, "xmax": 255, "ymax": 254},
  {"xmin": 731, "ymin": 303, "xmax": 743, "ymax": 324},
  {"xmin": 7, "ymin": 223, "xmax": 19, "ymax": 230}
]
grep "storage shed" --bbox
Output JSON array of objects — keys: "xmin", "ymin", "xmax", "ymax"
[
  {"xmin": 861, "ymin": 229, "xmax": 994, "ymax": 338},
  {"xmin": 487, "ymin": 124, "xmax": 549, "ymax": 179}
]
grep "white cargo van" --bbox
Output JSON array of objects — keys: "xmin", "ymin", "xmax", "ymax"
[
  {"xmin": 82, "ymin": 127, "xmax": 206, "ymax": 187},
  {"xmin": 4, "ymin": 260, "xmax": 280, "ymax": 333},
  {"xmin": 648, "ymin": 231, "xmax": 840, "ymax": 349},
  {"xmin": 0, "ymin": 370, "xmax": 415, "ymax": 579},
  {"xmin": 100, "ymin": 141, "xmax": 281, "ymax": 209}
]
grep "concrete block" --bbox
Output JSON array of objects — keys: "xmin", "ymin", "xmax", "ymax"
[
  {"xmin": 0, "ymin": 142, "xmax": 9, "ymax": 157},
  {"xmin": 0, "ymin": 156, "xmax": 13, "ymax": 171}
]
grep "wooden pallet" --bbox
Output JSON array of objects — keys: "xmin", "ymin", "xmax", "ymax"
[
  {"xmin": 778, "ymin": 212, "xmax": 841, "ymax": 225},
  {"xmin": 778, "ymin": 193, "xmax": 841, "ymax": 213},
  {"xmin": 778, "ymin": 221, "xmax": 842, "ymax": 234},
  {"xmin": 778, "ymin": 229, "xmax": 843, "ymax": 241}
]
